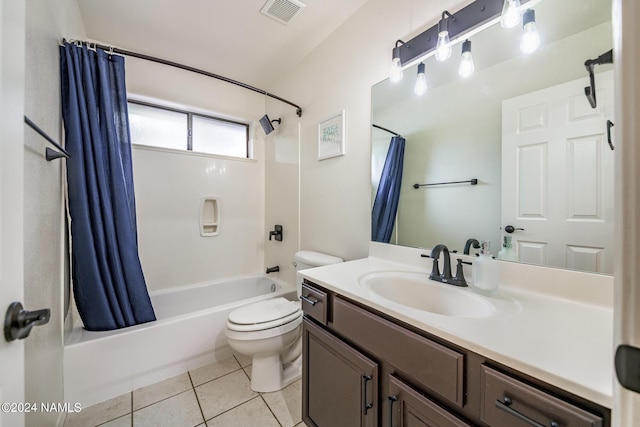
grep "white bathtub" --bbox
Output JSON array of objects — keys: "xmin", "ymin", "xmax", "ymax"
[{"xmin": 64, "ymin": 275, "xmax": 296, "ymax": 408}]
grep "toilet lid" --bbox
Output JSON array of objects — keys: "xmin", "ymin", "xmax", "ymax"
[{"xmin": 228, "ymin": 297, "xmax": 300, "ymax": 325}]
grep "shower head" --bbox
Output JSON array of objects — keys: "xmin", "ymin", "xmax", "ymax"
[{"xmin": 259, "ymin": 115, "xmax": 282, "ymax": 135}]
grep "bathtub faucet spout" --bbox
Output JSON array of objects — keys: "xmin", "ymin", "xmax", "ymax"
[{"xmin": 266, "ymin": 266, "xmax": 280, "ymax": 274}]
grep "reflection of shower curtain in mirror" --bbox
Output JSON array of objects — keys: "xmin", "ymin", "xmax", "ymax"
[{"xmin": 372, "ymin": 136, "xmax": 405, "ymax": 243}]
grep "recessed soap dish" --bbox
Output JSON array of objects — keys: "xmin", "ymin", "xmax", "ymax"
[{"xmin": 199, "ymin": 197, "xmax": 219, "ymax": 237}]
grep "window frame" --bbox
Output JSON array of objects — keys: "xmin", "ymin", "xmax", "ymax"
[{"xmin": 127, "ymin": 99, "xmax": 250, "ymax": 159}]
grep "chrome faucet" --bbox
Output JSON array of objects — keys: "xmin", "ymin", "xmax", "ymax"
[{"xmin": 424, "ymin": 244, "xmax": 468, "ymax": 287}]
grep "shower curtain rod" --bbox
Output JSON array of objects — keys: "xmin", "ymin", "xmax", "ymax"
[
  {"xmin": 372, "ymin": 124, "xmax": 401, "ymax": 137},
  {"xmin": 63, "ymin": 39, "xmax": 303, "ymax": 117}
]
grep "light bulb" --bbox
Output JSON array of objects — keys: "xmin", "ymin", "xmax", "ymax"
[
  {"xmin": 414, "ymin": 63, "xmax": 427, "ymax": 96},
  {"xmin": 435, "ymin": 31, "xmax": 452, "ymax": 62},
  {"xmin": 458, "ymin": 40, "xmax": 474, "ymax": 78},
  {"xmin": 520, "ymin": 10, "xmax": 540, "ymax": 54},
  {"xmin": 500, "ymin": 0, "xmax": 522, "ymax": 29},
  {"xmin": 390, "ymin": 45, "xmax": 403, "ymax": 83},
  {"xmin": 390, "ymin": 57, "xmax": 403, "ymax": 83}
]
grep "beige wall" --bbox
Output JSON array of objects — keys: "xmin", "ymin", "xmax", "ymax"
[
  {"xmin": 264, "ymin": 97, "xmax": 300, "ymax": 286},
  {"xmin": 24, "ymin": 0, "xmax": 85, "ymax": 425},
  {"xmin": 268, "ymin": 0, "xmax": 473, "ymax": 261}
]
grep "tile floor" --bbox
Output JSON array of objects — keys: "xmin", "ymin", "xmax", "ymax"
[{"xmin": 64, "ymin": 354, "xmax": 306, "ymax": 427}]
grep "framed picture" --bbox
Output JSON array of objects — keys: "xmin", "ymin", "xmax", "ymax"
[{"xmin": 318, "ymin": 110, "xmax": 345, "ymax": 160}]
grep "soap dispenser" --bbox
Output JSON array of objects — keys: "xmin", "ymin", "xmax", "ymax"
[
  {"xmin": 497, "ymin": 235, "xmax": 518, "ymax": 261},
  {"xmin": 472, "ymin": 241, "xmax": 499, "ymax": 296}
]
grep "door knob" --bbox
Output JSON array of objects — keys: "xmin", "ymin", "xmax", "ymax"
[
  {"xmin": 4, "ymin": 302, "xmax": 50, "ymax": 342},
  {"xmin": 504, "ymin": 225, "xmax": 524, "ymax": 234}
]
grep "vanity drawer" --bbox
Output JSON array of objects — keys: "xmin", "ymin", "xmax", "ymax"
[
  {"xmin": 333, "ymin": 296, "xmax": 465, "ymax": 408},
  {"xmin": 301, "ymin": 282, "xmax": 328, "ymax": 325},
  {"xmin": 388, "ymin": 375, "xmax": 472, "ymax": 427},
  {"xmin": 480, "ymin": 366, "xmax": 603, "ymax": 427}
]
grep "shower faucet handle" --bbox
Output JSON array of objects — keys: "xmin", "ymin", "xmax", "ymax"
[{"xmin": 269, "ymin": 225, "xmax": 283, "ymax": 241}]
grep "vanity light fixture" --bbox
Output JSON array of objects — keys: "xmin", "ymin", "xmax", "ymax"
[
  {"xmin": 458, "ymin": 40, "xmax": 475, "ymax": 78},
  {"xmin": 388, "ymin": 0, "xmax": 537, "ymax": 83},
  {"xmin": 390, "ymin": 40, "xmax": 406, "ymax": 83},
  {"xmin": 520, "ymin": 9, "xmax": 540, "ymax": 54},
  {"xmin": 435, "ymin": 11, "xmax": 454, "ymax": 61},
  {"xmin": 500, "ymin": 0, "xmax": 522, "ymax": 29},
  {"xmin": 414, "ymin": 62, "xmax": 428, "ymax": 95}
]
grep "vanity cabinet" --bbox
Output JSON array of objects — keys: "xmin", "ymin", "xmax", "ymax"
[
  {"xmin": 301, "ymin": 279, "xmax": 610, "ymax": 427},
  {"xmin": 302, "ymin": 318, "xmax": 378, "ymax": 427}
]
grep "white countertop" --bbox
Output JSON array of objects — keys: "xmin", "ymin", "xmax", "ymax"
[{"xmin": 300, "ymin": 254, "xmax": 614, "ymax": 408}]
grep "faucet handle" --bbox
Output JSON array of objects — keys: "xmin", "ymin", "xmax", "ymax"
[
  {"xmin": 426, "ymin": 253, "xmax": 441, "ymax": 280},
  {"xmin": 451, "ymin": 258, "xmax": 469, "ymax": 287}
]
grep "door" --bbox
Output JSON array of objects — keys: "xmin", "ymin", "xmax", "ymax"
[
  {"xmin": 302, "ymin": 318, "xmax": 378, "ymax": 427},
  {"xmin": 615, "ymin": 1, "xmax": 640, "ymax": 425},
  {"xmin": 502, "ymin": 71, "xmax": 614, "ymax": 273},
  {"xmin": 0, "ymin": 0, "xmax": 26, "ymax": 426}
]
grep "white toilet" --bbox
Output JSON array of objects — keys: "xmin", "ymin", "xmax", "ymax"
[{"xmin": 225, "ymin": 251, "xmax": 343, "ymax": 392}]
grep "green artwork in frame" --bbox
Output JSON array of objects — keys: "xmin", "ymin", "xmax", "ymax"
[{"xmin": 318, "ymin": 110, "xmax": 345, "ymax": 160}]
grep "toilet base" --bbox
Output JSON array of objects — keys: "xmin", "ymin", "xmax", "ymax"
[{"xmin": 250, "ymin": 353, "xmax": 302, "ymax": 392}]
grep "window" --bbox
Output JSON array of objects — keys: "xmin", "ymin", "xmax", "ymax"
[{"xmin": 128, "ymin": 100, "xmax": 250, "ymax": 158}]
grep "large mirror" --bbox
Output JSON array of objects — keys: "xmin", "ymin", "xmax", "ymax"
[{"xmin": 372, "ymin": 0, "xmax": 614, "ymax": 274}]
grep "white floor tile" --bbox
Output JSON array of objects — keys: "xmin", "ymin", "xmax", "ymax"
[
  {"xmin": 79, "ymin": 353, "xmax": 304, "ymax": 427},
  {"xmin": 189, "ymin": 356, "xmax": 241, "ymax": 387},
  {"xmin": 99, "ymin": 414, "xmax": 131, "ymax": 427},
  {"xmin": 242, "ymin": 364, "xmax": 252, "ymax": 380},
  {"xmin": 233, "ymin": 353, "xmax": 252, "ymax": 368},
  {"xmin": 133, "ymin": 389, "xmax": 203, "ymax": 427},
  {"xmin": 262, "ymin": 379, "xmax": 302, "ymax": 427},
  {"xmin": 206, "ymin": 397, "xmax": 279, "ymax": 427},
  {"xmin": 133, "ymin": 373, "xmax": 192, "ymax": 410},
  {"xmin": 65, "ymin": 393, "xmax": 131, "ymax": 427},
  {"xmin": 195, "ymin": 370, "xmax": 257, "ymax": 421}
]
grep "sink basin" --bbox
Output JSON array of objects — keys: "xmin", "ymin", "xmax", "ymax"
[{"xmin": 358, "ymin": 271, "xmax": 495, "ymax": 318}]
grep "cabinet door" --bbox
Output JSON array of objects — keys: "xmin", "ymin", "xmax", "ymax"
[
  {"xmin": 333, "ymin": 296, "xmax": 465, "ymax": 408},
  {"xmin": 387, "ymin": 375, "xmax": 472, "ymax": 427},
  {"xmin": 302, "ymin": 318, "xmax": 378, "ymax": 427}
]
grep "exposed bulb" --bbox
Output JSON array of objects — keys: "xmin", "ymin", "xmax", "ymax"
[
  {"xmin": 500, "ymin": 0, "xmax": 522, "ymax": 29},
  {"xmin": 390, "ymin": 57, "xmax": 403, "ymax": 83},
  {"xmin": 414, "ymin": 63, "xmax": 427, "ymax": 96},
  {"xmin": 520, "ymin": 10, "xmax": 540, "ymax": 54},
  {"xmin": 458, "ymin": 40, "xmax": 474, "ymax": 78},
  {"xmin": 435, "ymin": 31, "xmax": 452, "ymax": 62}
]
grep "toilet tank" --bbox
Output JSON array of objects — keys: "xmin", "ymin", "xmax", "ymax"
[{"xmin": 293, "ymin": 251, "xmax": 343, "ymax": 292}]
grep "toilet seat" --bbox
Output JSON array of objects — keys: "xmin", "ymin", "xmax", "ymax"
[{"xmin": 227, "ymin": 297, "xmax": 302, "ymax": 333}]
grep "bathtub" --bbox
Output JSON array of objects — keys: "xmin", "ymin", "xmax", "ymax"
[{"xmin": 64, "ymin": 275, "xmax": 296, "ymax": 408}]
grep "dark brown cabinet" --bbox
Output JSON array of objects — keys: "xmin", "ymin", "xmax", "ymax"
[
  {"xmin": 387, "ymin": 375, "xmax": 472, "ymax": 427},
  {"xmin": 480, "ymin": 366, "xmax": 604, "ymax": 427},
  {"xmin": 303, "ymin": 318, "xmax": 378, "ymax": 427},
  {"xmin": 301, "ymin": 279, "xmax": 610, "ymax": 427}
]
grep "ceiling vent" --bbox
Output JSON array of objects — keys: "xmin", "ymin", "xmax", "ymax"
[{"xmin": 260, "ymin": 0, "xmax": 306, "ymax": 25}]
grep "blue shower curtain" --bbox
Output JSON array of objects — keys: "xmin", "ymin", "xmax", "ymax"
[
  {"xmin": 60, "ymin": 42, "xmax": 156, "ymax": 331},
  {"xmin": 372, "ymin": 136, "xmax": 406, "ymax": 243}
]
